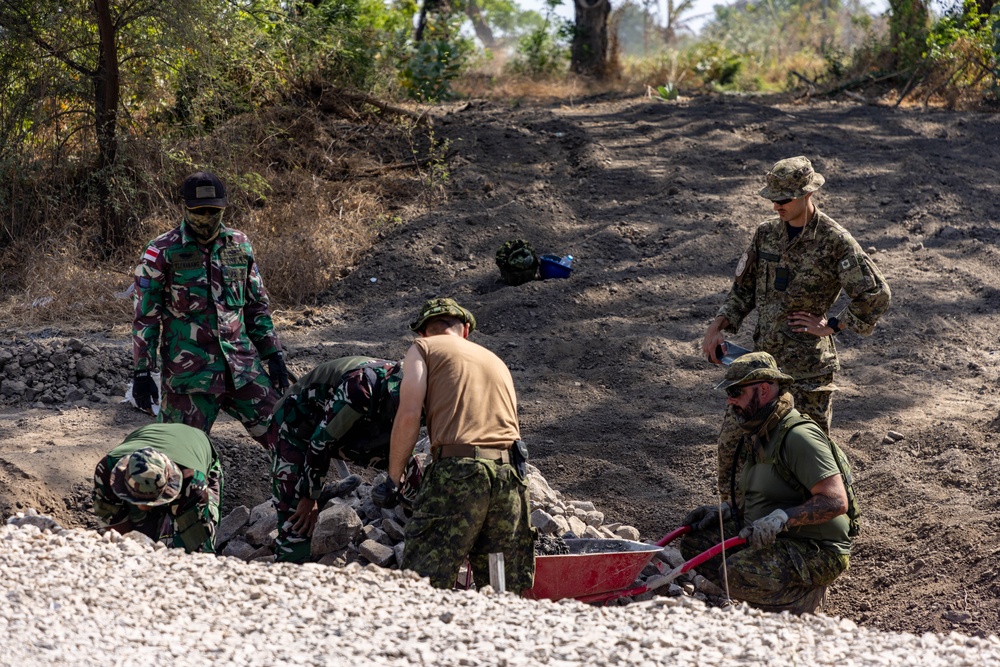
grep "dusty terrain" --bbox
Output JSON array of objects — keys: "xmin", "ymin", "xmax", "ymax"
[{"xmin": 1, "ymin": 91, "xmax": 999, "ymax": 639}]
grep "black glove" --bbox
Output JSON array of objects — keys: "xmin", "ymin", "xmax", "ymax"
[
  {"xmin": 265, "ymin": 351, "xmax": 290, "ymax": 392},
  {"xmin": 371, "ymin": 479, "xmax": 400, "ymax": 510},
  {"xmin": 132, "ymin": 370, "xmax": 159, "ymax": 411},
  {"xmin": 682, "ymin": 502, "xmax": 732, "ymax": 532}
]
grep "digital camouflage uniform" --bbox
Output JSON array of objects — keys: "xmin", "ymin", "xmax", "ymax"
[
  {"xmin": 681, "ymin": 396, "xmax": 850, "ymax": 614},
  {"xmin": 133, "ymin": 220, "xmax": 283, "ymax": 450},
  {"xmin": 92, "ymin": 423, "xmax": 222, "ymax": 553},
  {"xmin": 715, "ymin": 165, "xmax": 891, "ymax": 498},
  {"xmin": 271, "ymin": 356, "xmax": 402, "ymax": 562}
]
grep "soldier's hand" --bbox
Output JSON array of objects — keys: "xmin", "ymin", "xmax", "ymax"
[
  {"xmin": 371, "ymin": 479, "xmax": 400, "ymax": 510},
  {"xmin": 738, "ymin": 509, "xmax": 788, "ymax": 548},
  {"xmin": 701, "ymin": 317, "xmax": 727, "ymax": 363},
  {"xmin": 290, "ymin": 496, "xmax": 318, "ymax": 536},
  {"xmin": 265, "ymin": 351, "xmax": 290, "ymax": 392},
  {"xmin": 132, "ymin": 370, "xmax": 159, "ymax": 411},
  {"xmin": 682, "ymin": 503, "xmax": 731, "ymax": 531},
  {"xmin": 787, "ymin": 311, "xmax": 829, "ymax": 338}
]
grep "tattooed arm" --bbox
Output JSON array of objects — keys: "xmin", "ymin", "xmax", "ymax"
[{"xmin": 785, "ymin": 474, "xmax": 848, "ymax": 527}]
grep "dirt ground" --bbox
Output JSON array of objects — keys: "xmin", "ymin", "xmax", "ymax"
[{"xmin": 2, "ymin": 91, "xmax": 999, "ymax": 638}]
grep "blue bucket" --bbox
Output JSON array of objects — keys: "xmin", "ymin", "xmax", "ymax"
[{"xmin": 539, "ymin": 254, "xmax": 573, "ymax": 279}]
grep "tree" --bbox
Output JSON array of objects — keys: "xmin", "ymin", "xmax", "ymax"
[
  {"xmin": 888, "ymin": 0, "xmax": 930, "ymax": 69},
  {"xmin": 571, "ymin": 0, "xmax": 611, "ymax": 77}
]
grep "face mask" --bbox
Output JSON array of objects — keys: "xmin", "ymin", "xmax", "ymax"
[{"xmin": 184, "ymin": 207, "xmax": 225, "ymax": 244}]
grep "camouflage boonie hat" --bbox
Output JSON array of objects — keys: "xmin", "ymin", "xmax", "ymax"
[
  {"xmin": 715, "ymin": 351, "xmax": 794, "ymax": 391},
  {"xmin": 110, "ymin": 447, "xmax": 183, "ymax": 506},
  {"xmin": 758, "ymin": 156, "xmax": 825, "ymax": 201},
  {"xmin": 409, "ymin": 298, "xmax": 477, "ymax": 333},
  {"xmin": 495, "ymin": 239, "xmax": 538, "ymax": 286}
]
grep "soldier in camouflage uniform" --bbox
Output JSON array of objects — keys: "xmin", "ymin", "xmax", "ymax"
[
  {"xmin": 702, "ymin": 156, "xmax": 891, "ymax": 500},
  {"xmin": 270, "ymin": 356, "xmax": 403, "ymax": 563},
  {"xmin": 680, "ymin": 353, "xmax": 851, "ymax": 614},
  {"xmin": 132, "ymin": 171, "xmax": 290, "ymax": 452},
  {"xmin": 380, "ymin": 298, "xmax": 535, "ymax": 593},
  {"xmin": 92, "ymin": 422, "xmax": 222, "ymax": 553}
]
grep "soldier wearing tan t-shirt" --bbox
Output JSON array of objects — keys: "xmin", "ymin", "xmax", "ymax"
[{"xmin": 382, "ymin": 298, "xmax": 536, "ymax": 593}]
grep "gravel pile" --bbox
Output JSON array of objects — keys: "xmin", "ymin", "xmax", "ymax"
[
  {"xmin": 0, "ymin": 338, "xmax": 131, "ymax": 407},
  {"xmin": 3, "ymin": 513, "xmax": 998, "ymax": 667}
]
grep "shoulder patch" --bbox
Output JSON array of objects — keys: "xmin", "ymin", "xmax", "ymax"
[
  {"xmin": 142, "ymin": 247, "xmax": 160, "ymax": 264},
  {"xmin": 735, "ymin": 252, "xmax": 748, "ymax": 278},
  {"xmin": 839, "ymin": 255, "xmax": 860, "ymax": 271}
]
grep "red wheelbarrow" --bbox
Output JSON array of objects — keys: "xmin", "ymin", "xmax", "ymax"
[{"xmin": 525, "ymin": 527, "xmax": 745, "ymax": 604}]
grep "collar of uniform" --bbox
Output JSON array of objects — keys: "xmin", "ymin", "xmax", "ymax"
[{"xmin": 179, "ymin": 219, "xmax": 232, "ymax": 246}]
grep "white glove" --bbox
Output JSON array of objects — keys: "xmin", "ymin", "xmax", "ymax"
[{"xmin": 739, "ymin": 509, "xmax": 788, "ymax": 548}]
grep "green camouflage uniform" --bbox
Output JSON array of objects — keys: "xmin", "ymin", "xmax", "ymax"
[
  {"xmin": 682, "ymin": 399, "xmax": 850, "ymax": 614},
  {"xmin": 402, "ymin": 455, "xmax": 535, "ymax": 593},
  {"xmin": 133, "ymin": 220, "xmax": 282, "ymax": 450},
  {"xmin": 270, "ymin": 356, "xmax": 401, "ymax": 563},
  {"xmin": 716, "ymin": 206, "xmax": 890, "ymax": 498},
  {"xmin": 92, "ymin": 423, "xmax": 222, "ymax": 553}
]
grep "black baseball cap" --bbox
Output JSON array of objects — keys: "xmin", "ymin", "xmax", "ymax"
[{"xmin": 181, "ymin": 171, "xmax": 228, "ymax": 209}]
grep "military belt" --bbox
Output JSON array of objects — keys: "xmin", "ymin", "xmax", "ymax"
[{"xmin": 433, "ymin": 445, "xmax": 510, "ymax": 463}]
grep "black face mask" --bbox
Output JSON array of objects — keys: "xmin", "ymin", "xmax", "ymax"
[
  {"xmin": 184, "ymin": 207, "xmax": 225, "ymax": 244},
  {"xmin": 736, "ymin": 394, "xmax": 778, "ymax": 432}
]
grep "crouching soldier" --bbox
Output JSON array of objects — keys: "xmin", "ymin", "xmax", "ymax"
[
  {"xmin": 92, "ymin": 422, "xmax": 222, "ymax": 553},
  {"xmin": 270, "ymin": 356, "xmax": 404, "ymax": 563},
  {"xmin": 679, "ymin": 352, "xmax": 853, "ymax": 614}
]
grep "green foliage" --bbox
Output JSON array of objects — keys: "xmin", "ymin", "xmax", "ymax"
[
  {"xmin": 507, "ymin": 0, "xmax": 569, "ymax": 77},
  {"xmin": 656, "ymin": 83, "xmax": 680, "ymax": 99},
  {"xmin": 401, "ymin": 38, "xmax": 468, "ymax": 101},
  {"xmin": 689, "ymin": 41, "xmax": 744, "ymax": 87}
]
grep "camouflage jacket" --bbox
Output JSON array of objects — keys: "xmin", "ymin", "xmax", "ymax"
[
  {"xmin": 273, "ymin": 357, "xmax": 401, "ymax": 500},
  {"xmin": 718, "ymin": 207, "xmax": 891, "ymax": 380},
  {"xmin": 132, "ymin": 221, "xmax": 281, "ymax": 393},
  {"xmin": 92, "ymin": 424, "xmax": 220, "ymax": 552}
]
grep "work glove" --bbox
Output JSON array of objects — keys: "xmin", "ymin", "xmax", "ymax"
[
  {"xmin": 265, "ymin": 351, "xmax": 290, "ymax": 393},
  {"xmin": 682, "ymin": 502, "xmax": 732, "ymax": 532},
  {"xmin": 739, "ymin": 509, "xmax": 789, "ymax": 548},
  {"xmin": 132, "ymin": 370, "xmax": 159, "ymax": 411},
  {"xmin": 371, "ymin": 478, "xmax": 400, "ymax": 510}
]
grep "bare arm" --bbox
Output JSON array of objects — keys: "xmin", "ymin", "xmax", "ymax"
[
  {"xmin": 388, "ymin": 344, "xmax": 427, "ymax": 484},
  {"xmin": 785, "ymin": 474, "xmax": 848, "ymax": 527}
]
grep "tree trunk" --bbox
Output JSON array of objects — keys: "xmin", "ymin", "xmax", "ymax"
[
  {"xmin": 94, "ymin": 0, "xmax": 122, "ymax": 249},
  {"xmin": 571, "ymin": 0, "xmax": 611, "ymax": 79},
  {"xmin": 465, "ymin": 0, "xmax": 495, "ymax": 49}
]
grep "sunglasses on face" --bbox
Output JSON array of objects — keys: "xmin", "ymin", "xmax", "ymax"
[
  {"xmin": 187, "ymin": 206, "xmax": 223, "ymax": 217},
  {"xmin": 726, "ymin": 382, "xmax": 762, "ymax": 399},
  {"xmin": 772, "ymin": 198, "xmax": 794, "ymax": 206}
]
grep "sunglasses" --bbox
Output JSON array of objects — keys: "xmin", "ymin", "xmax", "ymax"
[
  {"xmin": 187, "ymin": 206, "xmax": 223, "ymax": 217},
  {"xmin": 772, "ymin": 198, "xmax": 794, "ymax": 206},
  {"xmin": 726, "ymin": 382, "xmax": 763, "ymax": 399}
]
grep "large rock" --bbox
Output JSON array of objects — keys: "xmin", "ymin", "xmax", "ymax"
[
  {"xmin": 246, "ymin": 501, "xmax": 278, "ymax": 546},
  {"xmin": 310, "ymin": 504, "xmax": 362, "ymax": 557},
  {"xmin": 530, "ymin": 509, "xmax": 559, "ymax": 535},
  {"xmin": 215, "ymin": 505, "xmax": 251, "ymax": 548},
  {"xmin": 75, "ymin": 357, "xmax": 101, "ymax": 379},
  {"xmin": 359, "ymin": 539, "xmax": 395, "ymax": 567},
  {"xmin": 381, "ymin": 516, "xmax": 406, "ymax": 542},
  {"xmin": 222, "ymin": 539, "xmax": 256, "ymax": 560}
]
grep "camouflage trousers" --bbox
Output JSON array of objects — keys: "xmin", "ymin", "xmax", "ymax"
[
  {"xmin": 159, "ymin": 371, "xmax": 280, "ymax": 452},
  {"xmin": 679, "ymin": 519, "xmax": 849, "ymax": 614},
  {"xmin": 717, "ymin": 375, "xmax": 833, "ymax": 501},
  {"xmin": 270, "ymin": 433, "xmax": 312, "ymax": 563},
  {"xmin": 402, "ymin": 457, "xmax": 536, "ymax": 594}
]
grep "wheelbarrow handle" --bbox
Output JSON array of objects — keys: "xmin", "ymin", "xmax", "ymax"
[
  {"xmin": 655, "ymin": 525, "xmax": 691, "ymax": 547},
  {"xmin": 677, "ymin": 536, "xmax": 746, "ymax": 575}
]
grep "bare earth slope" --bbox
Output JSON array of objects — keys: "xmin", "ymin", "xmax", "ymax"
[{"xmin": 1, "ymin": 93, "xmax": 999, "ymax": 638}]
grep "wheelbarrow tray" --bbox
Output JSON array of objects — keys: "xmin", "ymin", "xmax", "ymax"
[{"xmin": 525, "ymin": 539, "xmax": 662, "ymax": 601}]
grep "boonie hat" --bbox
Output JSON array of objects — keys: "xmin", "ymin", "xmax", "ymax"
[
  {"xmin": 715, "ymin": 351, "xmax": 793, "ymax": 391},
  {"xmin": 110, "ymin": 447, "xmax": 183, "ymax": 506},
  {"xmin": 181, "ymin": 171, "xmax": 228, "ymax": 209},
  {"xmin": 409, "ymin": 297, "xmax": 477, "ymax": 333},
  {"xmin": 758, "ymin": 156, "xmax": 825, "ymax": 201}
]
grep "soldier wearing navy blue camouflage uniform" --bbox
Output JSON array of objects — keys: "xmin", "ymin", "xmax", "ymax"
[
  {"xmin": 92, "ymin": 422, "xmax": 222, "ymax": 553},
  {"xmin": 702, "ymin": 157, "xmax": 891, "ymax": 500},
  {"xmin": 680, "ymin": 353, "xmax": 851, "ymax": 614},
  {"xmin": 131, "ymin": 171, "xmax": 289, "ymax": 451},
  {"xmin": 270, "ymin": 356, "xmax": 403, "ymax": 563}
]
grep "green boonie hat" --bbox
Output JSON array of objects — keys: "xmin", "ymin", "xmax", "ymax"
[
  {"xmin": 758, "ymin": 156, "xmax": 825, "ymax": 201},
  {"xmin": 715, "ymin": 351, "xmax": 794, "ymax": 391},
  {"xmin": 110, "ymin": 447, "xmax": 183, "ymax": 507},
  {"xmin": 410, "ymin": 297, "xmax": 477, "ymax": 333}
]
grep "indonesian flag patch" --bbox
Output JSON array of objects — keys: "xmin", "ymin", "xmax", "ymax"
[{"xmin": 142, "ymin": 246, "xmax": 160, "ymax": 263}]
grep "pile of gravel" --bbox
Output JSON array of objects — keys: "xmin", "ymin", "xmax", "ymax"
[
  {"xmin": 3, "ymin": 512, "xmax": 998, "ymax": 666},
  {"xmin": 0, "ymin": 338, "xmax": 131, "ymax": 407}
]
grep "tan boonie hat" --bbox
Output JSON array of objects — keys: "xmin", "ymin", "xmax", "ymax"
[
  {"xmin": 110, "ymin": 447, "xmax": 183, "ymax": 506},
  {"xmin": 410, "ymin": 297, "xmax": 478, "ymax": 333},
  {"xmin": 758, "ymin": 156, "xmax": 825, "ymax": 201},
  {"xmin": 715, "ymin": 351, "xmax": 793, "ymax": 391}
]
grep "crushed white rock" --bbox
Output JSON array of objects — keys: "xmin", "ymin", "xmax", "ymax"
[{"xmin": 2, "ymin": 514, "xmax": 998, "ymax": 666}]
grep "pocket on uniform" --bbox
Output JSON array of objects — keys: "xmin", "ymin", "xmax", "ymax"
[
  {"xmin": 169, "ymin": 270, "xmax": 209, "ymax": 313},
  {"xmin": 222, "ymin": 265, "xmax": 247, "ymax": 307}
]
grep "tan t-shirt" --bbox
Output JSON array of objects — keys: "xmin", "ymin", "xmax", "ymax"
[{"xmin": 414, "ymin": 335, "xmax": 520, "ymax": 449}]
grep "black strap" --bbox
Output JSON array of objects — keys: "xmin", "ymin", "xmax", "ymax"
[{"xmin": 730, "ymin": 436, "xmax": 747, "ymax": 533}]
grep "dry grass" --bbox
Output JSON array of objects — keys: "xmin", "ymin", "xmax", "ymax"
[{"xmin": 0, "ymin": 100, "xmax": 438, "ymax": 333}]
